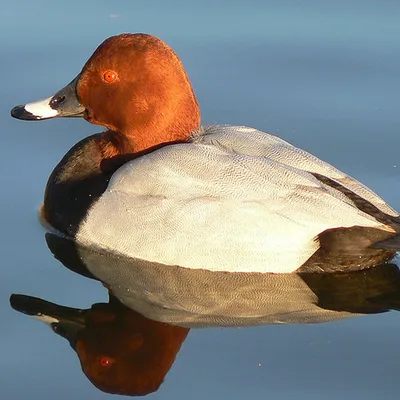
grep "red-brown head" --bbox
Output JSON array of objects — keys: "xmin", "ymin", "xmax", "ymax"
[
  {"xmin": 11, "ymin": 33, "xmax": 201, "ymax": 153},
  {"xmin": 78, "ymin": 34, "xmax": 200, "ymax": 151}
]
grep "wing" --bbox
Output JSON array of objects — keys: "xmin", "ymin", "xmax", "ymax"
[
  {"xmin": 76, "ymin": 133, "xmax": 386, "ymax": 273},
  {"xmin": 194, "ymin": 125, "xmax": 398, "ymax": 216}
]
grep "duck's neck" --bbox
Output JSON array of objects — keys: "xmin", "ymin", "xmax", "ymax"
[
  {"xmin": 116, "ymin": 101, "xmax": 201, "ymax": 154},
  {"xmin": 112, "ymin": 80, "xmax": 201, "ymax": 154},
  {"xmin": 99, "ymin": 127, "xmax": 191, "ymax": 159}
]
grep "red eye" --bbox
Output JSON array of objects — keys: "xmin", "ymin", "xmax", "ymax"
[
  {"xmin": 99, "ymin": 356, "xmax": 112, "ymax": 367},
  {"xmin": 103, "ymin": 70, "xmax": 118, "ymax": 83}
]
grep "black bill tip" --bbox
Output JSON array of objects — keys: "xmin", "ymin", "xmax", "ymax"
[{"xmin": 11, "ymin": 105, "xmax": 41, "ymax": 121}]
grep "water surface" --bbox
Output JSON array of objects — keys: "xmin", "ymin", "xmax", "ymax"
[{"xmin": 2, "ymin": 1, "xmax": 400, "ymax": 399}]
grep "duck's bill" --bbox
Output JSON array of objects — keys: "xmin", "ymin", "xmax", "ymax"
[
  {"xmin": 10, "ymin": 74, "xmax": 85, "ymax": 121},
  {"xmin": 10, "ymin": 294, "xmax": 86, "ymax": 348}
]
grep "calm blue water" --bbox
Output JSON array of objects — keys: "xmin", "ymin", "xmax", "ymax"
[{"xmin": 2, "ymin": 1, "xmax": 400, "ymax": 399}]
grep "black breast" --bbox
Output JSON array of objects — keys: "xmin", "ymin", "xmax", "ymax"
[{"xmin": 44, "ymin": 134, "xmax": 114, "ymax": 237}]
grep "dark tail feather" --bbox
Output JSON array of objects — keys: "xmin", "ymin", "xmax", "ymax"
[{"xmin": 372, "ymin": 234, "xmax": 400, "ymax": 251}]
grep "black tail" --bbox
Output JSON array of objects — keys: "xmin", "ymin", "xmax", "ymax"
[{"xmin": 372, "ymin": 233, "xmax": 400, "ymax": 251}]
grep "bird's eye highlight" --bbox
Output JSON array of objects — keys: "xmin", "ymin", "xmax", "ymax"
[
  {"xmin": 103, "ymin": 70, "xmax": 118, "ymax": 83},
  {"xmin": 99, "ymin": 356, "xmax": 112, "ymax": 368}
]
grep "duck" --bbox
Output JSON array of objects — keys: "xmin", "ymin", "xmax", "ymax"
[{"xmin": 10, "ymin": 33, "xmax": 400, "ymax": 274}]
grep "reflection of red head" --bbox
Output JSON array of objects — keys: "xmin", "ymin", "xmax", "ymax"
[{"xmin": 75, "ymin": 302, "xmax": 189, "ymax": 396}]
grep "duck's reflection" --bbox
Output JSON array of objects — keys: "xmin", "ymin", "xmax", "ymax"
[
  {"xmin": 10, "ymin": 233, "xmax": 400, "ymax": 396},
  {"xmin": 10, "ymin": 293, "xmax": 189, "ymax": 396}
]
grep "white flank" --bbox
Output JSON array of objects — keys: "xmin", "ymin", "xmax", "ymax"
[
  {"xmin": 25, "ymin": 96, "xmax": 58, "ymax": 118},
  {"xmin": 76, "ymin": 125, "xmax": 389, "ymax": 274}
]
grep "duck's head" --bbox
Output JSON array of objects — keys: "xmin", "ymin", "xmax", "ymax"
[{"xmin": 11, "ymin": 33, "xmax": 200, "ymax": 153}]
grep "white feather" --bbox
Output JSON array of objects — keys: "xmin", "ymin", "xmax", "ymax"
[{"xmin": 76, "ymin": 125, "xmax": 394, "ymax": 273}]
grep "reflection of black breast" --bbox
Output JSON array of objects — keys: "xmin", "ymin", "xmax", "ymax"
[{"xmin": 45, "ymin": 233, "xmax": 97, "ymax": 280}]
